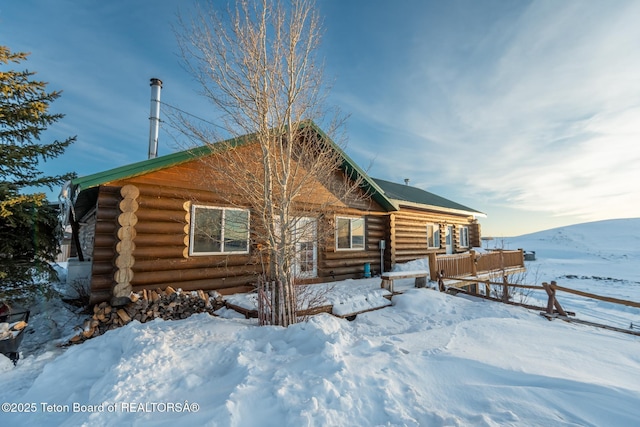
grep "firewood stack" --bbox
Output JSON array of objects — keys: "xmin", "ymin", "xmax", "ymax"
[{"xmin": 69, "ymin": 287, "xmax": 224, "ymax": 344}]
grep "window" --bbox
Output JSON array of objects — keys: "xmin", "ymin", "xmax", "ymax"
[
  {"xmin": 336, "ymin": 217, "xmax": 365, "ymax": 250},
  {"xmin": 294, "ymin": 217, "xmax": 317, "ymax": 278},
  {"xmin": 189, "ymin": 205, "xmax": 250, "ymax": 255},
  {"xmin": 427, "ymin": 224, "xmax": 440, "ymax": 248},
  {"xmin": 459, "ymin": 225, "xmax": 469, "ymax": 248}
]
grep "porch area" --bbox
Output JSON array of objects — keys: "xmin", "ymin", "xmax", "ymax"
[{"xmin": 428, "ymin": 249, "xmax": 526, "ymax": 288}]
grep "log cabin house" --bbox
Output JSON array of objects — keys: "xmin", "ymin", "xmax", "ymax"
[{"xmin": 60, "ymin": 122, "xmax": 510, "ymax": 305}]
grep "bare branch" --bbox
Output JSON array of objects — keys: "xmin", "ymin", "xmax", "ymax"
[{"xmin": 175, "ymin": 0, "xmax": 364, "ymax": 326}]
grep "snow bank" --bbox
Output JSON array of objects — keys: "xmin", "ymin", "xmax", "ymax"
[
  {"xmin": 2, "ymin": 219, "xmax": 640, "ymax": 426},
  {"xmin": 391, "ymin": 257, "xmax": 431, "ymax": 274},
  {"xmin": 2, "ymin": 291, "xmax": 640, "ymax": 426}
]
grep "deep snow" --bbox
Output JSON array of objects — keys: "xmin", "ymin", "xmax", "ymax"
[{"xmin": 1, "ymin": 218, "xmax": 639, "ymax": 426}]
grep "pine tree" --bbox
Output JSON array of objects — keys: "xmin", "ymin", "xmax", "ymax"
[{"xmin": 1, "ymin": 45, "xmax": 76, "ymax": 302}]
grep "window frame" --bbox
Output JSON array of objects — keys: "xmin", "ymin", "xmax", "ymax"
[
  {"xmin": 335, "ymin": 216, "xmax": 365, "ymax": 251},
  {"xmin": 189, "ymin": 205, "xmax": 250, "ymax": 256},
  {"xmin": 426, "ymin": 224, "xmax": 441, "ymax": 249},
  {"xmin": 459, "ymin": 225, "xmax": 470, "ymax": 248}
]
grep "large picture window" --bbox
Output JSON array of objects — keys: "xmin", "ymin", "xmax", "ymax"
[
  {"xmin": 190, "ymin": 205, "xmax": 250, "ymax": 255},
  {"xmin": 427, "ymin": 224, "xmax": 441, "ymax": 248},
  {"xmin": 336, "ymin": 217, "xmax": 365, "ymax": 250}
]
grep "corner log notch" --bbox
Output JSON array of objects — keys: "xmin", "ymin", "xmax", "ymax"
[{"xmin": 111, "ymin": 184, "xmax": 139, "ymax": 306}]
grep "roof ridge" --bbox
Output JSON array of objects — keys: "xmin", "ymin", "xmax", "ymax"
[{"xmin": 371, "ymin": 177, "xmax": 484, "ymax": 216}]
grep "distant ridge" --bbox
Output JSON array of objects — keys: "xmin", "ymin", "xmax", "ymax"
[{"xmin": 513, "ymin": 218, "xmax": 640, "ymax": 239}]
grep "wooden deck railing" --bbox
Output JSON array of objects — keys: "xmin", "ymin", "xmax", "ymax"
[
  {"xmin": 435, "ymin": 253, "xmax": 475, "ymax": 278},
  {"xmin": 476, "ymin": 250, "xmax": 525, "ymax": 273},
  {"xmin": 428, "ymin": 249, "xmax": 525, "ymax": 281}
]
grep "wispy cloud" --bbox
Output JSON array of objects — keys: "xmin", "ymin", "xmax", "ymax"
[{"xmin": 341, "ymin": 0, "xmax": 640, "ymax": 222}]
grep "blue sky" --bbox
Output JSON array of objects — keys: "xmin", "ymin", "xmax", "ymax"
[{"xmin": 2, "ymin": 0, "xmax": 639, "ymax": 237}]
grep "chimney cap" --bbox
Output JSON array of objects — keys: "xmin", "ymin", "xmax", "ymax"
[{"xmin": 150, "ymin": 78, "xmax": 163, "ymax": 87}]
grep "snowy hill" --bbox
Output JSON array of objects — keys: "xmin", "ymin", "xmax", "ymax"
[
  {"xmin": 504, "ymin": 217, "xmax": 640, "ymax": 284},
  {"xmin": 1, "ymin": 219, "xmax": 639, "ymax": 426},
  {"xmin": 505, "ymin": 218, "xmax": 640, "ymax": 262}
]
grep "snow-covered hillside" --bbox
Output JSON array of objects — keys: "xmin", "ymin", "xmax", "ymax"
[
  {"xmin": 501, "ymin": 218, "xmax": 640, "ymax": 330},
  {"xmin": 503, "ymin": 218, "xmax": 640, "ymax": 277},
  {"xmin": 1, "ymin": 219, "xmax": 639, "ymax": 426}
]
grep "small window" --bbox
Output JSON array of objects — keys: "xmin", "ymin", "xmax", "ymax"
[
  {"xmin": 427, "ymin": 224, "xmax": 440, "ymax": 248},
  {"xmin": 459, "ymin": 226, "xmax": 469, "ymax": 248},
  {"xmin": 190, "ymin": 205, "xmax": 250, "ymax": 255},
  {"xmin": 336, "ymin": 217, "xmax": 365, "ymax": 250}
]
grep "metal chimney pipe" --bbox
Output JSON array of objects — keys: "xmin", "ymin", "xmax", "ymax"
[{"xmin": 148, "ymin": 78, "xmax": 163, "ymax": 159}]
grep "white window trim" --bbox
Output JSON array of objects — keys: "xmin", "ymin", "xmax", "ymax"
[
  {"xmin": 335, "ymin": 216, "xmax": 365, "ymax": 251},
  {"xmin": 427, "ymin": 223, "xmax": 441, "ymax": 249},
  {"xmin": 293, "ymin": 217, "xmax": 318, "ymax": 278},
  {"xmin": 459, "ymin": 225, "xmax": 469, "ymax": 248},
  {"xmin": 189, "ymin": 205, "xmax": 250, "ymax": 256}
]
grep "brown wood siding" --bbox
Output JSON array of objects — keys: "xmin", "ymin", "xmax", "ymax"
[
  {"xmin": 317, "ymin": 213, "xmax": 387, "ymax": 280},
  {"xmin": 89, "ymin": 186, "xmax": 120, "ymax": 304},
  {"xmin": 116, "ymin": 182, "xmax": 260, "ymax": 295},
  {"xmin": 470, "ymin": 221, "xmax": 481, "ymax": 248},
  {"xmin": 84, "ymin": 145, "xmax": 387, "ymax": 302},
  {"xmin": 389, "ymin": 207, "xmax": 479, "ymax": 267}
]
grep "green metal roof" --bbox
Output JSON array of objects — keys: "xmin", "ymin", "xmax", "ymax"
[
  {"xmin": 71, "ymin": 122, "xmax": 398, "ymax": 212},
  {"xmin": 71, "ymin": 134, "xmax": 252, "ymax": 190},
  {"xmin": 371, "ymin": 178, "xmax": 485, "ymax": 216}
]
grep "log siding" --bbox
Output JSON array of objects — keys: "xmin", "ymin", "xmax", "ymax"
[
  {"xmin": 72, "ymin": 127, "xmax": 486, "ymax": 304},
  {"xmin": 388, "ymin": 207, "xmax": 480, "ymax": 267},
  {"xmin": 82, "ymin": 150, "xmax": 388, "ymax": 302}
]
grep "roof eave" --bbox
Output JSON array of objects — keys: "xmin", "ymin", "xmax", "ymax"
[
  {"xmin": 70, "ymin": 121, "xmax": 399, "ymax": 213},
  {"xmin": 393, "ymin": 199, "xmax": 486, "ymax": 218}
]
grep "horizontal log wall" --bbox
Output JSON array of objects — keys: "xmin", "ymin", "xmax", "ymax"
[
  {"xmin": 317, "ymin": 214, "xmax": 387, "ymax": 280},
  {"xmin": 470, "ymin": 222, "xmax": 481, "ymax": 248},
  {"xmin": 79, "ymin": 143, "xmax": 484, "ymax": 302},
  {"xmin": 389, "ymin": 207, "xmax": 479, "ymax": 268},
  {"xmin": 117, "ymin": 181, "xmax": 260, "ymax": 296}
]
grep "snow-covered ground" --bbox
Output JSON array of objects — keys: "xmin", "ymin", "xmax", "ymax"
[{"xmin": 1, "ymin": 218, "xmax": 639, "ymax": 426}]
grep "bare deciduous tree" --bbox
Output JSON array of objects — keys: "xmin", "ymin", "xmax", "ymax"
[{"xmin": 176, "ymin": 0, "xmax": 366, "ymax": 326}]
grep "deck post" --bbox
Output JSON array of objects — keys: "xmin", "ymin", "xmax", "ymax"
[
  {"xmin": 428, "ymin": 253, "xmax": 438, "ymax": 281},
  {"xmin": 518, "ymin": 248, "xmax": 525, "ymax": 267},
  {"xmin": 470, "ymin": 250, "xmax": 477, "ymax": 276}
]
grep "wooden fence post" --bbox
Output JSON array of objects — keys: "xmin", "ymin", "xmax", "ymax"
[
  {"xmin": 550, "ymin": 281, "xmax": 567, "ymax": 316},
  {"xmin": 542, "ymin": 282, "xmax": 554, "ymax": 315},
  {"xmin": 502, "ymin": 275, "xmax": 509, "ymax": 302},
  {"xmin": 485, "ymin": 280, "xmax": 491, "ymax": 297},
  {"xmin": 542, "ymin": 281, "xmax": 567, "ymax": 316}
]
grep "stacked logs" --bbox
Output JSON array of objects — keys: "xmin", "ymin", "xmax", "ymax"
[
  {"xmin": 69, "ymin": 287, "xmax": 224, "ymax": 344},
  {"xmin": 112, "ymin": 184, "xmax": 139, "ymax": 306}
]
